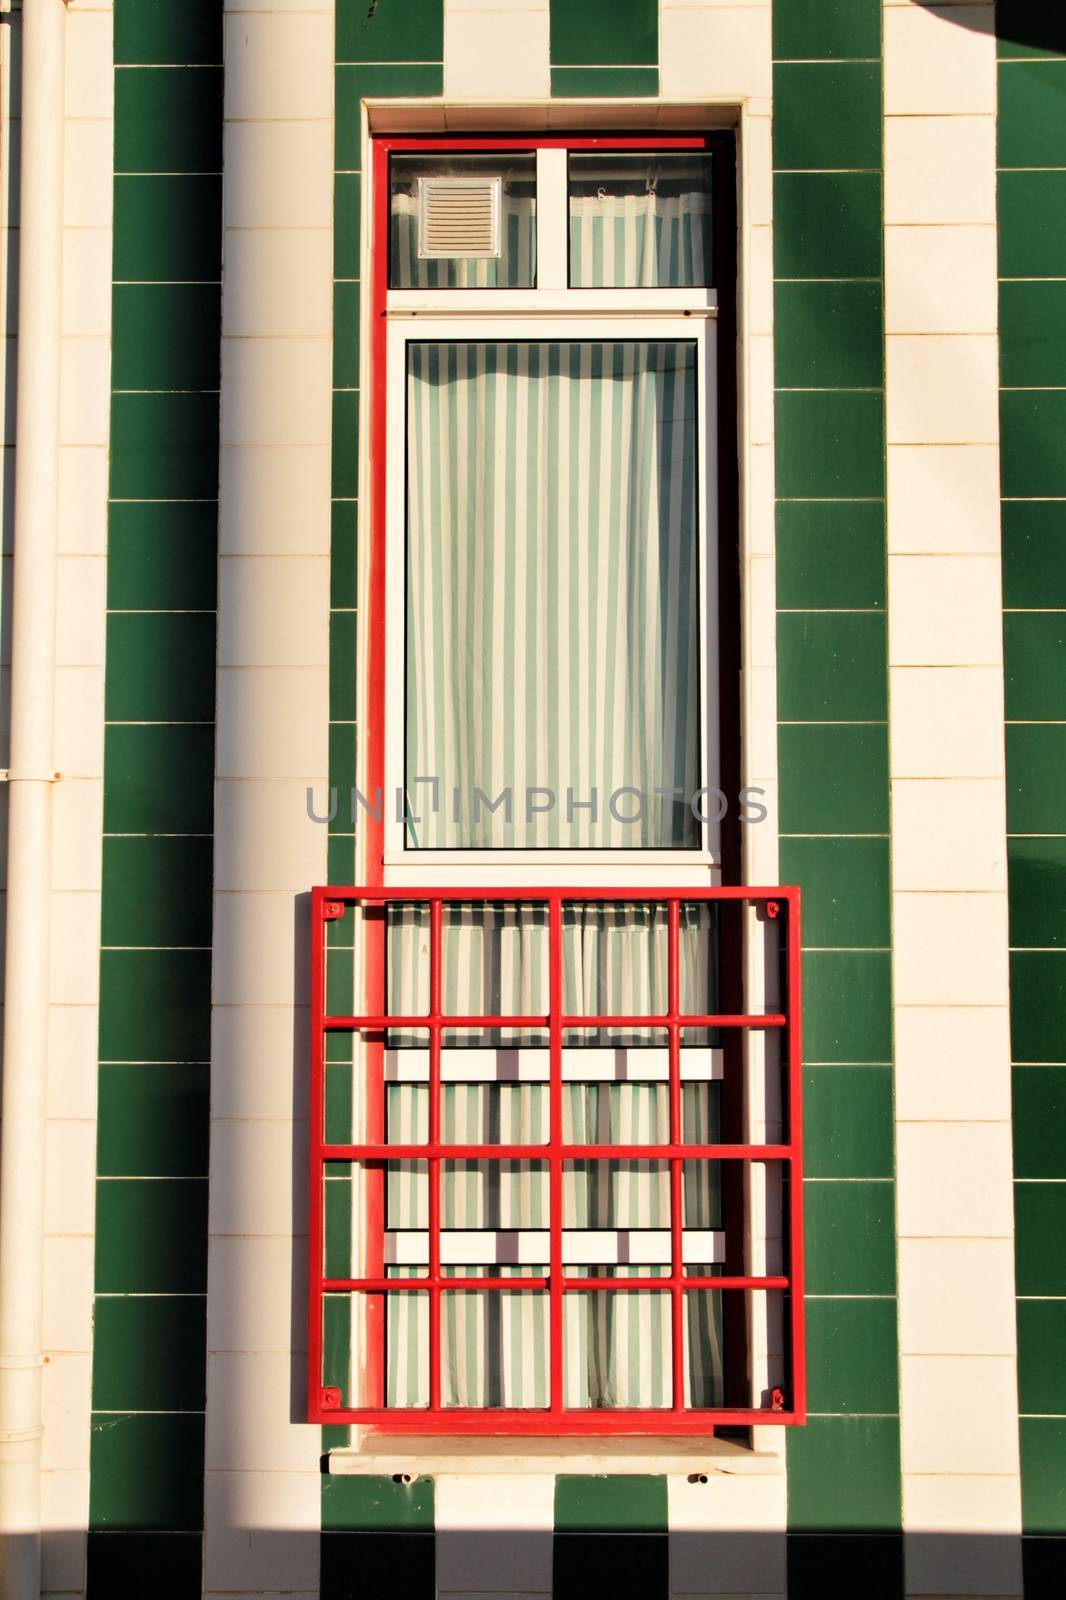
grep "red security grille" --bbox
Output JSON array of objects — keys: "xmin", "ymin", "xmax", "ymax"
[{"xmin": 308, "ymin": 885, "xmax": 804, "ymax": 1433}]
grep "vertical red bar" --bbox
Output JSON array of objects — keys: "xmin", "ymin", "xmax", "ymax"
[
  {"xmin": 549, "ymin": 894, "xmax": 564, "ymax": 1415},
  {"xmin": 428, "ymin": 898, "xmax": 443, "ymax": 1410},
  {"xmin": 784, "ymin": 889, "xmax": 806, "ymax": 1420},
  {"xmin": 307, "ymin": 889, "xmax": 326, "ymax": 1415},
  {"xmin": 667, "ymin": 899, "xmax": 684, "ymax": 1411}
]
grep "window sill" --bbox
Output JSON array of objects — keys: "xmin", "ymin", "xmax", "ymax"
[{"xmin": 326, "ymin": 1432, "xmax": 784, "ymax": 1478}]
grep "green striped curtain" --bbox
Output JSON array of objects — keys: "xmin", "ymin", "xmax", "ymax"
[
  {"xmin": 405, "ymin": 341, "xmax": 701, "ymax": 848},
  {"xmin": 569, "ymin": 192, "xmax": 713, "ymax": 288}
]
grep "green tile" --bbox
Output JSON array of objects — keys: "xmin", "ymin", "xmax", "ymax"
[
  {"xmin": 803, "ymin": 1180, "xmax": 896, "ymax": 1295},
  {"xmin": 777, "ymin": 613, "xmax": 886, "ymax": 722},
  {"xmin": 1005, "ymin": 612, "xmax": 1066, "ymax": 720},
  {"xmin": 1003, "ymin": 501, "xmax": 1066, "ymax": 610},
  {"xmin": 109, "ymin": 392, "xmax": 220, "ymax": 501},
  {"xmin": 550, "ymin": 67, "xmax": 659, "ymax": 97},
  {"xmin": 1004, "ymin": 392, "xmax": 1066, "ymax": 500},
  {"xmin": 554, "ymin": 1475, "xmax": 667, "ymax": 1532},
  {"xmin": 335, "ymin": 66, "xmax": 443, "ymax": 169},
  {"xmin": 802, "ymin": 1067, "xmax": 894, "ymax": 1178},
  {"xmin": 115, "ymin": 66, "xmax": 223, "ymax": 174},
  {"xmin": 322, "ymin": 1473, "xmax": 435, "ymax": 1531},
  {"xmin": 89, "ymin": 1412, "xmax": 204, "ymax": 1530},
  {"xmin": 1021, "ymin": 1419, "xmax": 1066, "ymax": 1533},
  {"xmin": 779, "ymin": 837, "xmax": 890, "ymax": 948},
  {"xmin": 773, "ymin": 64, "xmax": 882, "ymax": 171},
  {"xmin": 1016, "ymin": 1183, "xmax": 1066, "ymax": 1296},
  {"xmin": 330, "ymin": 611, "xmax": 358, "ymax": 722},
  {"xmin": 999, "ymin": 59, "xmax": 1066, "ymax": 167},
  {"xmin": 787, "ymin": 1535, "xmax": 902, "ymax": 1600},
  {"xmin": 331, "ymin": 501, "xmax": 358, "ymax": 609},
  {"xmin": 332, "ymin": 391, "xmax": 360, "ymax": 498},
  {"xmin": 804, "ymin": 1299, "xmax": 898, "ymax": 1414},
  {"xmin": 333, "ymin": 282, "xmax": 361, "ymax": 392},
  {"xmin": 106, "ymin": 501, "xmax": 218, "ymax": 612},
  {"xmin": 1010, "ymin": 839, "xmax": 1066, "ymax": 949},
  {"xmin": 774, "ymin": 282, "xmax": 883, "ymax": 390},
  {"xmin": 112, "ymin": 284, "xmax": 220, "ymax": 394},
  {"xmin": 776, "ymin": 502, "xmax": 885, "ymax": 611},
  {"xmin": 803, "ymin": 952, "xmax": 892, "ymax": 1064},
  {"xmin": 1000, "ymin": 281, "xmax": 1066, "ymax": 390},
  {"xmin": 1007, "ymin": 724, "xmax": 1066, "ymax": 835},
  {"xmin": 787, "ymin": 1416, "xmax": 901, "ymax": 1530},
  {"xmin": 103, "ymin": 724, "xmax": 215, "ymax": 835},
  {"xmin": 1013, "ymin": 1067, "xmax": 1066, "ymax": 1177},
  {"xmin": 336, "ymin": 0, "xmax": 443, "ymax": 63},
  {"xmin": 773, "ymin": 0, "xmax": 881, "ymax": 61},
  {"xmin": 1011, "ymin": 952, "xmax": 1066, "ymax": 1063},
  {"xmin": 999, "ymin": 5, "xmax": 1066, "ymax": 59},
  {"xmin": 334, "ymin": 173, "xmax": 362, "ymax": 282},
  {"xmin": 775, "ymin": 392, "xmax": 885, "ymax": 500},
  {"xmin": 87, "ymin": 1532, "xmax": 203, "ymax": 1600},
  {"xmin": 97, "ymin": 1065, "xmax": 210, "ymax": 1178},
  {"xmin": 92, "ymin": 1296, "xmax": 206, "ymax": 1412},
  {"xmin": 1019, "ymin": 1300, "xmax": 1066, "ymax": 1416},
  {"xmin": 94, "ymin": 1178, "xmax": 208, "ymax": 1293},
  {"xmin": 778, "ymin": 723, "xmax": 889, "ymax": 836},
  {"xmin": 113, "ymin": 175, "xmax": 222, "ymax": 283},
  {"xmin": 329, "ymin": 722, "xmax": 358, "ymax": 799},
  {"xmin": 104, "ymin": 612, "xmax": 216, "ymax": 723},
  {"xmin": 999, "ymin": 172, "xmax": 1066, "ymax": 279},
  {"xmin": 99, "ymin": 949, "xmax": 212, "ymax": 1063},
  {"xmin": 774, "ymin": 172, "xmax": 882, "ymax": 280},
  {"xmin": 102, "ymin": 837, "xmax": 213, "ymax": 948},
  {"xmin": 327, "ymin": 834, "xmax": 356, "ymax": 886},
  {"xmin": 115, "ymin": 3, "xmax": 222, "ymax": 66},
  {"xmin": 550, "ymin": 0, "xmax": 657, "ymax": 66}
]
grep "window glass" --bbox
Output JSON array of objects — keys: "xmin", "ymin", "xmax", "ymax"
[
  {"xmin": 568, "ymin": 152, "xmax": 714, "ymax": 289},
  {"xmin": 404, "ymin": 340, "xmax": 701, "ymax": 848},
  {"xmin": 390, "ymin": 153, "xmax": 537, "ymax": 289}
]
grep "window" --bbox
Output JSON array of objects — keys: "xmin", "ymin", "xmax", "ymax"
[{"xmin": 308, "ymin": 133, "xmax": 803, "ymax": 1435}]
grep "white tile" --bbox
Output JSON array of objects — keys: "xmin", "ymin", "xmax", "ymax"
[
  {"xmin": 748, "ymin": 335, "xmax": 773, "ymax": 448},
  {"xmin": 901, "ymin": 1355, "xmax": 1020, "ymax": 1476},
  {"xmin": 43, "ymin": 1237, "xmax": 94, "ymax": 1353},
  {"xmin": 215, "ymin": 780, "xmax": 327, "ymax": 894},
  {"xmin": 884, "ymin": 5, "xmax": 994, "ymax": 115},
  {"xmin": 41, "ymin": 1353, "xmax": 92, "ymax": 1471},
  {"xmin": 58, "ymin": 448, "xmax": 108, "ymax": 556},
  {"xmin": 222, "ymin": 229, "xmax": 332, "ymax": 338},
  {"xmin": 218, "ymin": 556, "xmax": 329, "ymax": 668},
  {"xmin": 62, "ymin": 228, "xmax": 112, "ymax": 337},
  {"xmin": 903, "ymin": 1474, "xmax": 1022, "ymax": 1593},
  {"xmin": 227, "ymin": 0, "xmax": 332, "ymax": 9},
  {"xmin": 888, "ymin": 556, "xmax": 1003, "ymax": 667},
  {"xmin": 41, "ymin": 1471, "xmax": 88, "ymax": 1594},
  {"xmin": 49, "ymin": 892, "xmax": 101, "ymax": 1007},
  {"xmin": 899, "ymin": 1239, "xmax": 1017, "ymax": 1356},
  {"xmin": 905, "ymin": 1472, "xmax": 1021, "ymax": 1537},
  {"xmin": 887, "ymin": 445, "xmax": 1000, "ymax": 554},
  {"xmin": 211, "ymin": 1004, "xmax": 311, "ymax": 1122},
  {"xmin": 221, "ymin": 338, "xmax": 332, "ymax": 447},
  {"xmin": 669, "ymin": 1474, "xmax": 785, "ymax": 1595},
  {"xmin": 445, "ymin": 11, "xmax": 550, "ymax": 99},
  {"xmin": 224, "ymin": 13, "xmax": 333, "ymax": 121},
  {"xmin": 224, "ymin": 121, "xmax": 334, "ymax": 229},
  {"xmin": 747, "ymin": 226, "xmax": 773, "ymax": 338},
  {"xmin": 55, "ymin": 557, "xmax": 106, "ymax": 667},
  {"xmin": 895, "ymin": 1006, "xmax": 1011, "ymax": 1122},
  {"xmin": 890, "ymin": 667, "xmax": 1005, "ymax": 779},
  {"xmin": 204, "ymin": 1471, "xmax": 321, "ymax": 1592},
  {"xmin": 887, "ymin": 336, "xmax": 998, "ymax": 446},
  {"xmin": 885, "ymin": 228, "xmax": 997, "ymax": 337},
  {"xmin": 897, "ymin": 1122, "xmax": 1014, "ymax": 1238},
  {"xmin": 208, "ymin": 1117, "xmax": 306, "ymax": 1237},
  {"xmin": 892, "ymin": 780, "xmax": 1005, "ymax": 892},
  {"xmin": 743, "ymin": 116, "xmax": 772, "ymax": 228},
  {"xmin": 448, "ymin": 0, "xmax": 548, "ymax": 9},
  {"xmin": 216, "ymin": 667, "xmax": 328, "ymax": 779},
  {"xmin": 661, "ymin": 8, "xmax": 771, "ymax": 100},
  {"xmin": 44, "ymin": 1122, "xmax": 96, "ymax": 1237},
  {"xmin": 212, "ymin": 891, "xmax": 300, "ymax": 1006},
  {"xmin": 52, "ymin": 779, "xmax": 104, "ymax": 892},
  {"xmin": 208, "ymin": 1237, "xmax": 303, "ymax": 1353},
  {"xmin": 47, "ymin": 1006, "xmax": 100, "ymax": 1122},
  {"xmin": 885, "ymin": 117, "xmax": 996, "ymax": 226},
  {"xmin": 64, "ymin": 121, "xmax": 113, "ymax": 228},
  {"xmin": 60, "ymin": 338, "xmax": 110, "ymax": 447},
  {"xmin": 893, "ymin": 892, "xmax": 1009, "ymax": 1009},
  {"xmin": 205, "ymin": 1352, "xmax": 321, "ymax": 1471},
  {"xmin": 436, "ymin": 1475, "xmax": 555, "ymax": 1594},
  {"xmin": 219, "ymin": 444, "xmax": 332, "ymax": 556},
  {"xmin": 66, "ymin": 9, "xmax": 113, "ymax": 119}
]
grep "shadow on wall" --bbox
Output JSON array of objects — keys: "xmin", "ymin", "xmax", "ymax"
[{"xmin": 922, "ymin": 0, "xmax": 1065, "ymax": 51}]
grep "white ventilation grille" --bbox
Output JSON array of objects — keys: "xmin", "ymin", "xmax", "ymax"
[{"xmin": 417, "ymin": 175, "xmax": 502, "ymax": 260}]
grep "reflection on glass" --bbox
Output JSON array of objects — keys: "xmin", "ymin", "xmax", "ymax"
[
  {"xmin": 390, "ymin": 153, "xmax": 537, "ymax": 288},
  {"xmin": 569, "ymin": 151, "xmax": 714, "ymax": 289}
]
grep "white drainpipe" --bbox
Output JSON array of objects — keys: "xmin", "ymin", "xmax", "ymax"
[{"xmin": 0, "ymin": 1, "xmax": 67, "ymax": 1596}]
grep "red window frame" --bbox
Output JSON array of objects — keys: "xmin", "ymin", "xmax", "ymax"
[{"xmin": 307, "ymin": 884, "xmax": 805, "ymax": 1433}]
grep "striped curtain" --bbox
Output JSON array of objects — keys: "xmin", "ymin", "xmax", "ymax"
[
  {"xmin": 405, "ymin": 341, "xmax": 700, "ymax": 848},
  {"xmin": 569, "ymin": 191, "xmax": 713, "ymax": 289},
  {"xmin": 391, "ymin": 192, "xmax": 536, "ymax": 289}
]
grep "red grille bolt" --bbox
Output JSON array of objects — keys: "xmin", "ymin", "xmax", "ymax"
[
  {"xmin": 321, "ymin": 1387, "xmax": 342, "ymax": 1411},
  {"xmin": 771, "ymin": 1387, "xmax": 785, "ymax": 1412},
  {"xmin": 765, "ymin": 901, "xmax": 780, "ymax": 920},
  {"xmin": 323, "ymin": 901, "xmax": 345, "ymax": 921}
]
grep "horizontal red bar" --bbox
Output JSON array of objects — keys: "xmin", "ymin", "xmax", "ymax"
[
  {"xmin": 377, "ymin": 137, "xmax": 714, "ymax": 154},
  {"xmin": 317, "ymin": 885, "xmax": 796, "ymax": 903},
  {"xmin": 312, "ymin": 1407, "xmax": 798, "ymax": 1432},
  {"xmin": 323, "ymin": 1276, "xmax": 788, "ymax": 1293},
  {"xmin": 323, "ymin": 1013, "xmax": 786, "ymax": 1031},
  {"xmin": 321, "ymin": 1143, "xmax": 794, "ymax": 1161}
]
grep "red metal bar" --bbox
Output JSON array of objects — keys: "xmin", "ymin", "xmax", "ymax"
[
  {"xmin": 309, "ymin": 1407, "xmax": 800, "ymax": 1433},
  {"xmin": 319, "ymin": 885, "xmax": 791, "ymax": 902},
  {"xmin": 785, "ymin": 888, "xmax": 806, "ymax": 1422},
  {"xmin": 548, "ymin": 894, "xmax": 564, "ymax": 1416},
  {"xmin": 325, "ymin": 1012, "xmax": 785, "ymax": 1030},
  {"xmin": 320, "ymin": 1143, "xmax": 793, "ymax": 1161},
  {"xmin": 667, "ymin": 900, "xmax": 684, "ymax": 1411},
  {"xmin": 379, "ymin": 135, "xmax": 712, "ymax": 154},
  {"xmin": 325, "ymin": 1276, "xmax": 788, "ymax": 1293},
  {"xmin": 428, "ymin": 900, "xmax": 442, "ymax": 1409},
  {"xmin": 307, "ymin": 889, "xmax": 326, "ymax": 1415}
]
